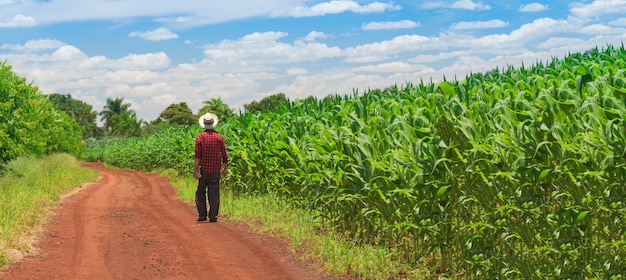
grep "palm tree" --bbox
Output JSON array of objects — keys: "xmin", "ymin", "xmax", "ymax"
[
  {"xmin": 198, "ymin": 97, "xmax": 234, "ymax": 122},
  {"xmin": 99, "ymin": 97, "xmax": 134, "ymax": 133},
  {"xmin": 109, "ymin": 110, "xmax": 142, "ymax": 138}
]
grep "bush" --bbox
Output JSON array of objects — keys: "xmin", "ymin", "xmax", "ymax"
[{"xmin": 0, "ymin": 61, "xmax": 84, "ymax": 166}]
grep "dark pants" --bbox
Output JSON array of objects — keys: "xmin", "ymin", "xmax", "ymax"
[{"xmin": 196, "ymin": 172, "xmax": 220, "ymax": 220}]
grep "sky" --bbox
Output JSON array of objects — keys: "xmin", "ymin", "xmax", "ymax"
[{"xmin": 1, "ymin": 0, "xmax": 626, "ymax": 123}]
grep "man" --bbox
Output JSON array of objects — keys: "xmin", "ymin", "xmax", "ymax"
[{"xmin": 194, "ymin": 112, "xmax": 228, "ymax": 222}]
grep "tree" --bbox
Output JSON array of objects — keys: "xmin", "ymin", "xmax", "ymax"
[
  {"xmin": 243, "ymin": 93, "xmax": 288, "ymax": 113},
  {"xmin": 109, "ymin": 111, "xmax": 142, "ymax": 138},
  {"xmin": 47, "ymin": 93, "xmax": 104, "ymax": 139},
  {"xmin": 0, "ymin": 61, "xmax": 83, "ymax": 164},
  {"xmin": 153, "ymin": 102, "xmax": 196, "ymax": 125},
  {"xmin": 243, "ymin": 100, "xmax": 262, "ymax": 113},
  {"xmin": 198, "ymin": 97, "xmax": 234, "ymax": 122},
  {"xmin": 99, "ymin": 97, "xmax": 134, "ymax": 133}
]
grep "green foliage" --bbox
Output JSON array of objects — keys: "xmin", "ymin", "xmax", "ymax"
[
  {"xmin": 141, "ymin": 121, "xmax": 184, "ymax": 136},
  {"xmin": 243, "ymin": 93, "xmax": 288, "ymax": 113},
  {"xmin": 0, "ymin": 61, "xmax": 85, "ymax": 165},
  {"xmin": 86, "ymin": 44, "xmax": 626, "ymax": 279},
  {"xmin": 243, "ymin": 100, "xmax": 261, "ymax": 113},
  {"xmin": 199, "ymin": 97, "xmax": 234, "ymax": 122},
  {"xmin": 109, "ymin": 110, "xmax": 142, "ymax": 138},
  {"xmin": 47, "ymin": 93, "xmax": 104, "ymax": 139},
  {"xmin": 0, "ymin": 154, "xmax": 99, "ymax": 267},
  {"xmin": 80, "ymin": 137, "xmax": 120, "ymax": 162},
  {"xmin": 99, "ymin": 97, "xmax": 134, "ymax": 133},
  {"xmin": 153, "ymin": 102, "xmax": 196, "ymax": 125},
  {"xmin": 95, "ymin": 126, "xmax": 200, "ymax": 174}
]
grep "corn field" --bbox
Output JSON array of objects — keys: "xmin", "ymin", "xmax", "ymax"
[{"xmin": 89, "ymin": 44, "xmax": 626, "ymax": 279}]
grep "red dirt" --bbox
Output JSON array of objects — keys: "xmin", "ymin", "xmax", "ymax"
[{"xmin": 1, "ymin": 162, "xmax": 351, "ymax": 280}]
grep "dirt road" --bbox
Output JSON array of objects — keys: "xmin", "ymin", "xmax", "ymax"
[{"xmin": 1, "ymin": 162, "xmax": 338, "ymax": 280}]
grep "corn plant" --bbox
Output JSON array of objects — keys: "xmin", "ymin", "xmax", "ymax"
[{"xmin": 89, "ymin": 44, "xmax": 626, "ymax": 279}]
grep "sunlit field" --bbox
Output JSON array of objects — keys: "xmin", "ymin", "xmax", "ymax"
[{"xmin": 83, "ymin": 45, "xmax": 626, "ymax": 279}]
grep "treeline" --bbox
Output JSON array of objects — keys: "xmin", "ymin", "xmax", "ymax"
[
  {"xmin": 0, "ymin": 62, "xmax": 83, "ymax": 165},
  {"xmin": 48, "ymin": 90, "xmax": 289, "ymax": 139},
  {"xmin": 1, "ymin": 58, "xmax": 292, "ymax": 166}
]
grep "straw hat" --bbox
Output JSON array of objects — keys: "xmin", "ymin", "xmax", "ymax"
[{"xmin": 198, "ymin": 112, "xmax": 219, "ymax": 129}]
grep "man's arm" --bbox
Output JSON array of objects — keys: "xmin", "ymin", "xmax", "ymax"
[
  {"xmin": 220, "ymin": 162, "xmax": 228, "ymax": 177},
  {"xmin": 194, "ymin": 157, "xmax": 201, "ymax": 179},
  {"xmin": 194, "ymin": 136, "xmax": 201, "ymax": 179},
  {"xmin": 220, "ymin": 140, "xmax": 228, "ymax": 177}
]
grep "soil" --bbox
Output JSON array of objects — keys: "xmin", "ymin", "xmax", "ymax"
[{"xmin": 1, "ymin": 162, "xmax": 353, "ymax": 280}]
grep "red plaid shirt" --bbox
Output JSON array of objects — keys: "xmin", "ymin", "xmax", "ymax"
[{"xmin": 194, "ymin": 129, "xmax": 228, "ymax": 173}]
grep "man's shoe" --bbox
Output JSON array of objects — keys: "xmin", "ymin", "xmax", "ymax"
[
  {"xmin": 209, "ymin": 218, "xmax": 217, "ymax": 223},
  {"xmin": 197, "ymin": 216, "xmax": 207, "ymax": 222}
]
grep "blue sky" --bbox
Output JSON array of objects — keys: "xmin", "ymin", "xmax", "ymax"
[{"xmin": 1, "ymin": 0, "xmax": 626, "ymax": 122}]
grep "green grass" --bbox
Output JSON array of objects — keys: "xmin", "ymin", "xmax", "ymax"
[
  {"xmin": 0, "ymin": 154, "xmax": 99, "ymax": 268},
  {"xmin": 166, "ymin": 171, "xmax": 429, "ymax": 280}
]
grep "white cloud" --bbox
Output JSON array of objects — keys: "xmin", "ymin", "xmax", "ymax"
[
  {"xmin": 270, "ymin": 71, "xmax": 379, "ymax": 100},
  {"xmin": 242, "ymin": 31, "xmax": 288, "ymax": 41},
  {"xmin": 79, "ymin": 56, "xmax": 108, "ymax": 69},
  {"xmin": 104, "ymin": 84, "xmax": 133, "ymax": 98},
  {"xmin": 102, "ymin": 70, "xmax": 159, "ymax": 86},
  {"xmin": 436, "ymin": 52, "xmax": 557, "ymax": 78},
  {"xmin": 270, "ymin": 1, "xmax": 400, "ymax": 17},
  {"xmin": 355, "ymin": 2, "xmax": 400, "ymax": 13},
  {"xmin": 450, "ymin": 0, "xmax": 490, "ymax": 11},
  {"xmin": 420, "ymin": 2, "xmax": 447, "ymax": 9},
  {"xmin": 506, "ymin": 18, "xmax": 573, "ymax": 42},
  {"xmin": 537, "ymin": 37, "xmax": 587, "ymax": 49},
  {"xmin": 50, "ymin": 46, "xmax": 86, "ymax": 61},
  {"xmin": 1, "ymin": 39, "xmax": 65, "ymax": 51},
  {"xmin": 286, "ymin": 68, "xmax": 308, "ymax": 76},
  {"xmin": 570, "ymin": 0, "xmax": 626, "ymax": 18},
  {"xmin": 519, "ymin": 3, "xmax": 548, "ymax": 12},
  {"xmin": 0, "ymin": 14, "xmax": 37, "ymax": 27},
  {"xmin": 537, "ymin": 34, "xmax": 626, "ymax": 56},
  {"xmin": 301, "ymin": 31, "xmax": 328, "ymax": 42},
  {"xmin": 450, "ymin": 19, "xmax": 508, "ymax": 30},
  {"xmin": 115, "ymin": 53, "xmax": 171, "ymax": 70},
  {"xmin": 351, "ymin": 61, "xmax": 428, "ymax": 73},
  {"xmin": 128, "ymin": 28, "xmax": 178, "ymax": 41},
  {"xmin": 579, "ymin": 23, "xmax": 626, "ymax": 35},
  {"xmin": 76, "ymin": 53, "xmax": 170, "ymax": 71},
  {"xmin": 156, "ymin": 16, "xmax": 194, "ymax": 24},
  {"xmin": 203, "ymin": 31, "xmax": 341, "ymax": 67},
  {"xmin": 609, "ymin": 18, "xmax": 626, "ymax": 26},
  {"xmin": 271, "ymin": 65, "xmax": 442, "ymax": 102},
  {"xmin": 344, "ymin": 35, "xmax": 447, "ymax": 63},
  {"xmin": 408, "ymin": 50, "xmax": 471, "ymax": 64},
  {"xmin": 0, "ymin": 0, "xmax": 305, "ymax": 28},
  {"xmin": 362, "ymin": 20, "xmax": 419, "ymax": 30}
]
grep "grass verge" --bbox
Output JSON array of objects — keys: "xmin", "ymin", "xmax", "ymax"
[
  {"xmin": 0, "ymin": 154, "xmax": 99, "ymax": 268},
  {"xmin": 165, "ymin": 172, "xmax": 430, "ymax": 280}
]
